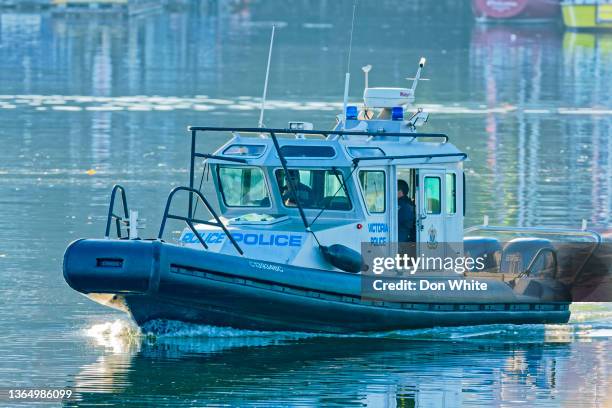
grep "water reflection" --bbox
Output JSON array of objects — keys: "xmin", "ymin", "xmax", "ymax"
[
  {"xmin": 468, "ymin": 24, "xmax": 612, "ymax": 228},
  {"xmin": 68, "ymin": 320, "xmax": 611, "ymax": 407},
  {"xmin": 562, "ymin": 32, "xmax": 612, "ymax": 228}
]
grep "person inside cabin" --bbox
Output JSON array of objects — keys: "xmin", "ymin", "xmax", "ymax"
[
  {"xmin": 281, "ymin": 169, "xmax": 313, "ymax": 206},
  {"xmin": 397, "ymin": 179, "xmax": 416, "ymax": 244}
]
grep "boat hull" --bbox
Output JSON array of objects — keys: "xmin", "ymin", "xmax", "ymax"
[
  {"xmin": 64, "ymin": 239, "xmax": 571, "ymax": 333},
  {"xmin": 562, "ymin": 3, "xmax": 612, "ymax": 29},
  {"xmin": 472, "ymin": 0, "xmax": 560, "ymax": 22}
]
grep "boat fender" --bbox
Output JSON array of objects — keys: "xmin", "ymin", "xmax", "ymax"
[{"xmin": 320, "ymin": 244, "xmax": 363, "ymax": 273}]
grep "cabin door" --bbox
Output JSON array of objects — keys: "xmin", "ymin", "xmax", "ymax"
[
  {"xmin": 358, "ymin": 167, "xmax": 391, "ymax": 248},
  {"xmin": 417, "ymin": 169, "xmax": 447, "ymax": 259}
]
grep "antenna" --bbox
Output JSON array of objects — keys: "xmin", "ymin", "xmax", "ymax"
[
  {"xmin": 362, "ymin": 64, "xmax": 372, "ymax": 89},
  {"xmin": 406, "ymin": 57, "xmax": 428, "ymax": 103},
  {"xmin": 342, "ymin": 0, "xmax": 358, "ymax": 129},
  {"xmin": 258, "ymin": 26, "xmax": 275, "ymax": 129}
]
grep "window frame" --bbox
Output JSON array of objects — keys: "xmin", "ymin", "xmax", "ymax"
[
  {"xmin": 347, "ymin": 147, "xmax": 386, "ymax": 158},
  {"xmin": 358, "ymin": 169, "xmax": 387, "ymax": 214},
  {"xmin": 446, "ymin": 172, "xmax": 457, "ymax": 216},
  {"xmin": 278, "ymin": 145, "xmax": 337, "ymax": 159},
  {"xmin": 274, "ymin": 168, "xmax": 353, "ymax": 211},
  {"xmin": 424, "ymin": 176, "xmax": 442, "ymax": 215},
  {"xmin": 222, "ymin": 144, "xmax": 266, "ymax": 158},
  {"xmin": 216, "ymin": 165, "xmax": 272, "ymax": 208},
  {"xmin": 463, "ymin": 172, "xmax": 466, "ymax": 217}
]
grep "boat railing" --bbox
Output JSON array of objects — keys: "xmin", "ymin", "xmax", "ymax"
[
  {"xmin": 104, "ymin": 184, "xmax": 129, "ymax": 239},
  {"xmin": 464, "ymin": 220, "xmax": 602, "ymax": 244},
  {"xmin": 520, "ymin": 247, "xmax": 558, "ymax": 279},
  {"xmin": 187, "ymin": 126, "xmax": 449, "ymax": 143},
  {"xmin": 158, "ymin": 186, "xmax": 244, "ymax": 256},
  {"xmin": 352, "ymin": 152, "xmax": 468, "ymax": 165}
]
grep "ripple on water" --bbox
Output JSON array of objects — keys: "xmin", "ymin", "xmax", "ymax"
[
  {"xmin": 2, "ymin": 94, "xmax": 612, "ymax": 116},
  {"xmin": 83, "ymin": 305, "xmax": 612, "ymax": 355}
]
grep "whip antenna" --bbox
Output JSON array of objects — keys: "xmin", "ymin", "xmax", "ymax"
[
  {"xmin": 258, "ymin": 26, "xmax": 276, "ymax": 129},
  {"xmin": 342, "ymin": 0, "xmax": 358, "ymax": 129},
  {"xmin": 406, "ymin": 57, "xmax": 428, "ymax": 104}
]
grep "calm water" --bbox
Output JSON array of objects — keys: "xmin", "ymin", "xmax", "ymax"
[{"xmin": 0, "ymin": 1, "xmax": 611, "ymax": 407}]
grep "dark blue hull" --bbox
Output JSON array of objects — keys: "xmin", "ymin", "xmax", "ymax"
[{"xmin": 63, "ymin": 239, "xmax": 571, "ymax": 333}]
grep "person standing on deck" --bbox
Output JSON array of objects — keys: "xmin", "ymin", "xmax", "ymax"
[{"xmin": 397, "ymin": 180, "xmax": 415, "ymax": 244}]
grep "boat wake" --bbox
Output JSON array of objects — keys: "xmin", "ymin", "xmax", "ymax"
[
  {"xmin": 377, "ymin": 303, "xmax": 612, "ymax": 343},
  {"xmin": 82, "ymin": 303, "xmax": 612, "ymax": 354},
  {"xmin": 83, "ymin": 318, "xmax": 325, "ymax": 355},
  {"xmin": 84, "ymin": 320, "xmax": 142, "ymax": 353},
  {"xmin": 139, "ymin": 319, "xmax": 319, "ymax": 340}
]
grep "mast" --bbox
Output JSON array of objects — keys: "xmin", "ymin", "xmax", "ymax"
[
  {"xmin": 341, "ymin": 0, "xmax": 358, "ymax": 129},
  {"xmin": 258, "ymin": 26, "xmax": 276, "ymax": 129}
]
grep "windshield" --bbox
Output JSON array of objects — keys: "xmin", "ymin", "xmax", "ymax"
[
  {"xmin": 275, "ymin": 169, "xmax": 352, "ymax": 210},
  {"xmin": 218, "ymin": 166, "xmax": 270, "ymax": 207}
]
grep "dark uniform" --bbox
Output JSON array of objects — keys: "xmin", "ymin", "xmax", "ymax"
[
  {"xmin": 282, "ymin": 182, "xmax": 313, "ymax": 206},
  {"xmin": 398, "ymin": 195, "xmax": 415, "ymax": 243}
]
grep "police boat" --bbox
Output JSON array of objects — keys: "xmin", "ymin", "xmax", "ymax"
[{"xmin": 63, "ymin": 59, "xmax": 605, "ymax": 333}]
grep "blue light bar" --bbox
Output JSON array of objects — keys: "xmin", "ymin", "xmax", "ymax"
[
  {"xmin": 391, "ymin": 107, "xmax": 404, "ymax": 121},
  {"xmin": 346, "ymin": 105, "xmax": 358, "ymax": 120}
]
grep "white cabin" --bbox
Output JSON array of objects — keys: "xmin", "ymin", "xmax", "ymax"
[{"xmin": 178, "ymin": 98, "xmax": 467, "ymax": 272}]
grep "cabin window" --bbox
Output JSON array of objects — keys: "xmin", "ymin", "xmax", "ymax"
[
  {"xmin": 223, "ymin": 144, "xmax": 266, "ymax": 157},
  {"xmin": 218, "ymin": 166, "xmax": 270, "ymax": 207},
  {"xmin": 359, "ymin": 170, "xmax": 385, "ymax": 213},
  {"xmin": 348, "ymin": 147, "xmax": 385, "ymax": 158},
  {"xmin": 446, "ymin": 173, "xmax": 456, "ymax": 214},
  {"xmin": 424, "ymin": 176, "xmax": 441, "ymax": 214},
  {"xmin": 275, "ymin": 169, "xmax": 351, "ymax": 210},
  {"xmin": 279, "ymin": 145, "xmax": 336, "ymax": 158}
]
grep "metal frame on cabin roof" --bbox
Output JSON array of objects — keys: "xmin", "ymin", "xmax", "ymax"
[{"xmin": 187, "ymin": 126, "xmax": 449, "ymax": 142}]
